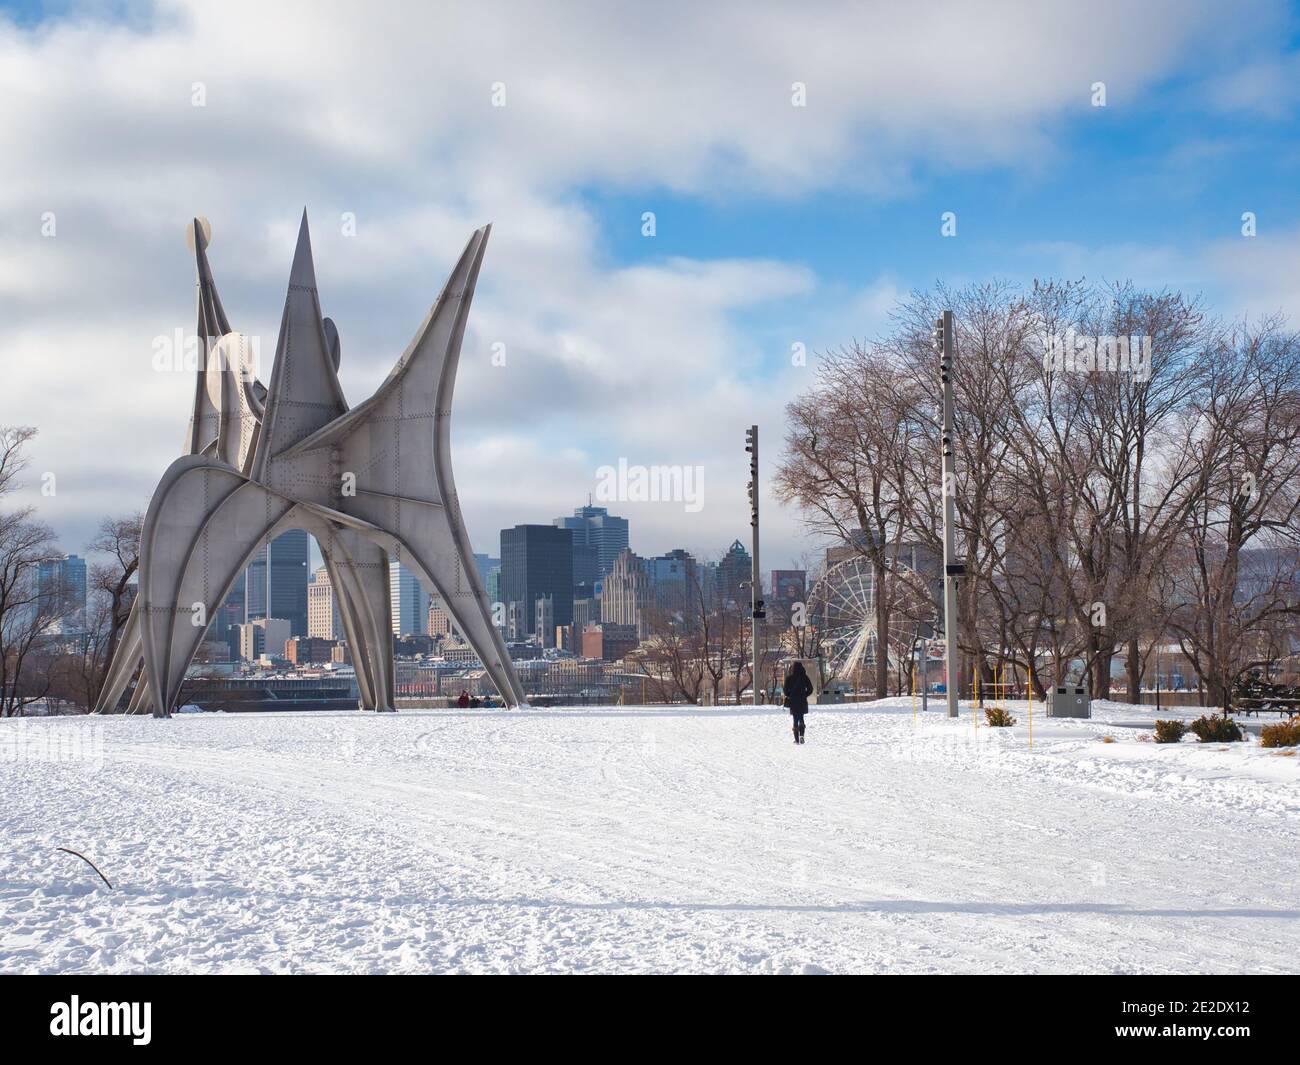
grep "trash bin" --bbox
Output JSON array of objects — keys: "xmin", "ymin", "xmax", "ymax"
[{"xmin": 1047, "ymin": 685, "xmax": 1090, "ymax": 718}]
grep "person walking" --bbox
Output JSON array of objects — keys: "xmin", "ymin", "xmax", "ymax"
[{"xmin": 783, "ymin": 661, "xmax": 813, "ymax": 744}]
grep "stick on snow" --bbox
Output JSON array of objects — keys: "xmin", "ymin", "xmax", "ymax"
[{"xmin": 57, "ymin": 848, "xmax": 113, "ymax": 890}]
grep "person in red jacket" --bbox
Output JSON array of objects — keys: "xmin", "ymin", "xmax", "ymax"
[{"xmin": 457, "ymin": 690, "xmax": 470, "ymax": 709}]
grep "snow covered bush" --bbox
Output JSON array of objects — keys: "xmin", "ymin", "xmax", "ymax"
[
  {"xmin": 984, "ymin": 706, "xmax": 1016, "ymax": 727},
  {"xmin": 1189, "ymin": 714, "xmax": 1244, "ymax": 743},
  {"xmin": 1153, "ymin": 719, "xmax": 1187, "ymax": 744},
  {"xmin": 1260, "ymin": 717, "xmax": 1300, "ymax": 748}
]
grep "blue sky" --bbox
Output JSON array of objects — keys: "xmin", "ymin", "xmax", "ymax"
[
  {"xmin": 593, "ymin": 89, "xmax": 1300, "ymax": 307},
  {"xmin": 3, "ymin": 1, "xmax": 1300, "ymax": 572}
]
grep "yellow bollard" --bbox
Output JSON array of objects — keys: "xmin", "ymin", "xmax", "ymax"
[{"xmin": 1027, "ymin": 665, "xmax": 1034, "ymax": 749}]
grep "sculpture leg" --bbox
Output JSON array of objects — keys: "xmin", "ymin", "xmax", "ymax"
[
  {"xmin": 383, "ymin": 516, "xmax": 526, "ymax": 708},
  {"xmin": 127, "ymin": 672, "xmax": 152, "ymax": 715},
  {"xmin": 94, "ymin": 599, "xmax": 143, "ymax": 713},
  {"xmin": 314, "ymin": 523, "xmax": 393, "ymax": 711},
  {"xmin": 139, "ymin": 456, "xmax": 297, "ymax": 716}
]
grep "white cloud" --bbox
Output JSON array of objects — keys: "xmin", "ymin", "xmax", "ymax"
[
  {"xmin": 0, "ymin": 0, "xmax": 1282, "ymax": 568},
  {"xmin": 1202, "ymin": 225, "xmax": 1300, "ymax": 323}
]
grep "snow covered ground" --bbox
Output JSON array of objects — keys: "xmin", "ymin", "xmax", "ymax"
[{"xmin": 2, "ymin": 699, "xmax": 1298, "ymax": 974}]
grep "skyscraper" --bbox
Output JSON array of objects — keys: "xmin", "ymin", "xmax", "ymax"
[
  {"xmin": 427, "ymin": 597, "xmax": 456, "ymax": 638},
  {"xmin": 307, "ymin": 566, "xmax": 343, "ymax": 640},
  {"xmin": 245, "ymin": 530, "xmax": 310, "ymax": 636},
  {"xmin": 717, "ymin": 539, "xmax": 752, "ymax": 607},
  {"xmin": 473, "ymin": 553, "xmax": 499, "ymax": 587},
  {"xmin": 37, "ymin": 553, "xmax": 87, "ymax": 633},
  {"xmin": 554, "ymin": 504, "xmax": 629, "ymax": 584},
  {"xmin": 500, "ymin": 524, "xmax": 573, "ymax": 638},
  {"xmin": 389, "ymin": 559, "xmax": 429, "ymax": 637},
  {"xmin": 601, "ymin": 548, "xmax": 651, "ymax": 638},
  {"xmin": 646, "ymin": 548, "xmax": 699, "ymax": 617}
]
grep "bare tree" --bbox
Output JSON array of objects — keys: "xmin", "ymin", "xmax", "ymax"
[
  {"xmin": 636, "ymin": 606, "xmax": 705, "ymax": 704},
  {"xmin": 774, "ymin": 347, "xmax": 919, "ymax": 697},
  {"xmin": 776, "ymin": 281, "xmax": 1300, "ymax": 710},
  {"xmin": 0, "ymin": 427, "xmax": 66, "ymax": 716},
  {"xmin": 86, "ymin": 513, "xmax": 142, "ymax": 709},
  {"xmin": 1168, "ymin": 319, "xmax": 1300, "ymax": 709}
]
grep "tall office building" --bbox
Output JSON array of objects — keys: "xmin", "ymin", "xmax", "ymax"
[
  {"xmin": 37, "ymin": 554, "xmax": 88, "ymax": 633},
  {"xmin": 473, "ymin": 553, "xmax": 499, "ymax": 588},
  {"xmin": 307, "ymin": 566, "xmax": 343, "ymax": 640},
  {"xmin": 389, "ymin": 559, "xmax": 429, "ymax": 637},
  {"xmin": 717, "ymin": 539, "xmax": 752, "ymax": 607},
  {"xmin": 697, "ymin": 560, "xmax": 719, "ymax": 611},
  {"xmin": 601, "ymin": 548, "xmax": 651, "ymax": 639},
  {"xmin": 427, "ymin": 597, "xmax": 456, "ymax": 638},
  {"xmin": 500, "ymin": 524, "xmax": 573, "ymax": 638},
  {"xmin": 554, "ymin": 504, "xmax": 629, "ymax": 584},
  {"xmin": 646, "ymin": 548, "xmax": 698, "ymax": 617},
  {"xmin": 245, "ymin": 530, "xmax": 310, "ymax": 636}
]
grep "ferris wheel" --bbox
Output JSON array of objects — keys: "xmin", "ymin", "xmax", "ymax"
[{"xmin": 809, "ymin": 555, "xmax": 929, "ymax": 688}]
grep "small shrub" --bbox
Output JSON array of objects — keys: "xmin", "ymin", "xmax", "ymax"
[
  {"xmin": 1189, "ymin": 714, "xmax": 1244, "ymax": 744},
  {"xmin": 1260, "ymin": 717, "xmax": 1300, "ymax": 749},
  {"xmin": 984, "ymin": 706, "xmax": 1016, "ymax": 727},
  {"xmin": 1153, "ymin": 719, "xmax": 1188, "ymax": 744}
]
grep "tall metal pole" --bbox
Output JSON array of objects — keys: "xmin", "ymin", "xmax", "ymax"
[
  {"xmin": 936, "ymin": 311, "xmax": 962, "ymax": 718},
  {"xmin": 746, "ymin": 425, "xmax": 764, "ymax": 706}
]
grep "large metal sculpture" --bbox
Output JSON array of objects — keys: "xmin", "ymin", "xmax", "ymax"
[{"xmin": 96, "ymin": 212, "xmax": 528, "ymax": 716}]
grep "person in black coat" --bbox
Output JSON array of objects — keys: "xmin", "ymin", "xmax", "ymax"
[{"xmin": 783, "ymin": 661, "xmax": 813, "ymax": 744}]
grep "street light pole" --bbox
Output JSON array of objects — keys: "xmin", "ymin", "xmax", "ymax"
[
  {"xmin": 935, "ymin": 310, "xmax": 962, "ymax": 719},
  {"xmin": 746, "ymin": 425, "xmax": 764, "ymax": 707}
]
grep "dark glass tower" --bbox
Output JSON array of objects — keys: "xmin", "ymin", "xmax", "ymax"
[
  {"xmin": 500, "ymin": 525, "xmax": 573, "ymax": 637},
  {"xmin": 244, "ymin": 529, "xmax": 311, "ymax": 636},
  {"xmin": 554, "ymin": 504, "xmax": 629, "ymax": 586}
]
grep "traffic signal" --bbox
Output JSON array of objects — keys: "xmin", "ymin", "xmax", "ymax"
[
  {"xmin": 934, "ymin": 315, "xmax": 952, "ymax": 384},
  {"xmin": 746, "ymin": 425, "xmax": 759, "ymax": 526}
]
